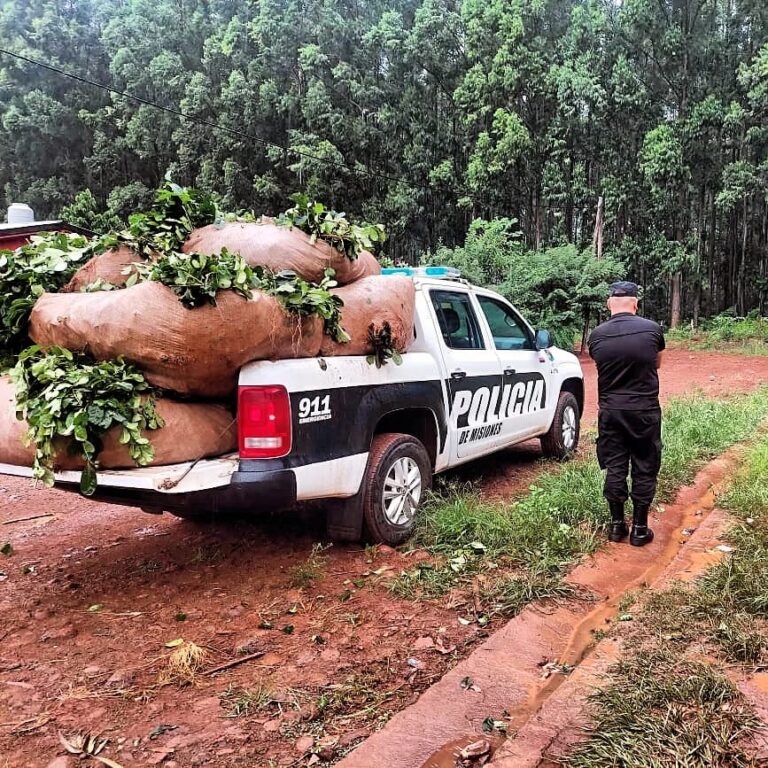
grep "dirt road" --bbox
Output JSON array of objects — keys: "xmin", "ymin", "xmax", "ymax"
[{"xmin": 2, "ymin": 349, "xmax": 768, "ymax": 768}]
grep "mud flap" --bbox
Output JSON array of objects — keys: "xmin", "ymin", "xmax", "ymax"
[{"xmin": 325, "ymin": 490, "xmax": 364, "ymax": 542}]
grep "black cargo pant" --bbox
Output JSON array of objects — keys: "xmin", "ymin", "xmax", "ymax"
[{"xmin": 596, "ymin": 408, "xmax": 662, "ymax": 506}]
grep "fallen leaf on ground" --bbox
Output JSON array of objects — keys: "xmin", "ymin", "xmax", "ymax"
[
  {"xmin": 435, "ymin": 637, "xmax": 456, "ymax": 654},
  {"xmin": 58, "ymin": 731, "xmax": 124, "ymax": 768}
]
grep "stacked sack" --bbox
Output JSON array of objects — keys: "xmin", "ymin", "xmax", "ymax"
[{"xmin": 2, "ymin": 219, "xmax": 415, "ymax": 472}]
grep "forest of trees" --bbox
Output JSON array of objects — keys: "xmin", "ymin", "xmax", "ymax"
[{"xmin": 1, "ymin": 0, "xmax": 768, "ymax": 327}]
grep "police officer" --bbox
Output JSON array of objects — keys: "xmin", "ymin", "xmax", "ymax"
[{"xmin": 588, "ymin": 282, "xmax": 665, "ymax": 547}]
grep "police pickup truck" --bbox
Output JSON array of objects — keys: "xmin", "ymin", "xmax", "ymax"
[{"xmin": 1, "ymin": 267, "xmax": 584, "ymax": 545}]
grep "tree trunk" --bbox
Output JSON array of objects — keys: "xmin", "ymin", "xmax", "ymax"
[
  {"xmin": 534, "ymin": 184, "xmax": 543, "ymax": 250},
  {"xmin": 694, "ymin": 185, "xmax": 705, "ymax": 327},
  {"xmin": 565, "ymin": 146, "xmax": 574, "ymax": 243},
  {"xmin": 708, "ymin": 190, "xmax": 716, "ymax": 315},
  {"xmin": 671, "ymin": 272, "xmax": 682, "ymax": 329},
  {"xmin": 738, "ymin": 195, "xmax": 748, "ymax": 316},
  {"xmin": 592, "ymin": 196, "xmax": 604, "ymax": 260},
  {"xmin": 580, "ymin": 312, "xmax": 590, "ymax": 357}
]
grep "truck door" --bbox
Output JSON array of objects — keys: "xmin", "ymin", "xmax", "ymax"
[
  {"xmin": 428, "ymin": 288, "xmax": 504, "ymax": 460},
  {"xmin": 475, "ymin": 293, "xmax": 552, "ymax": 443}
]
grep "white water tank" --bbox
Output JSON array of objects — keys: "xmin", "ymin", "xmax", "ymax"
[{"xmin": 7, "ymin": 203, "xmax": 34, "ymax": 225}]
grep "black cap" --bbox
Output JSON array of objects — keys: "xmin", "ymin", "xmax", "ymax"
[{"xmin": 609, "ymin": 281, "xmax": 638, "ymax": 298}]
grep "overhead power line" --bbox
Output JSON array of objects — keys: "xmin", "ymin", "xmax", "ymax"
[{"xmin": 0, "ymin": 46, "xmax": 411, "ymax": 188}]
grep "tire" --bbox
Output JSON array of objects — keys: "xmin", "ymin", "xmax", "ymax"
[
  {"xmin": 361, "ymin": 433, "xmax": 432, "ymax": 546},
  {"xmin": 540, "ymin": 391, "xmax": 580, "ymax": 460}
]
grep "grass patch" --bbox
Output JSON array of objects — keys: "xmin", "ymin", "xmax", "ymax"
[
  {"xmin": 290, "ymin": 542, "xmax": 331, "ymax": 588},
  {"xmin": 667, "ymin": 313, "xmax": 768, "ymax": 356},
  {"xmin": 220, "ymin": 684, "xmax": 276, "ymax": 717},
  {"xmin": 393, "ymin": 389, "xmax": 768, "ymax": 622},
  {"xmin": 481, "ymin": 567, "xmax": 579, "ymax": 619},
  {"xmin": 565, "ymin": 651, "xmax": 761, "ymax": 768},
  {"xmin": 657, "ymin": 391, "xmax": 768, "ymax": 498}
]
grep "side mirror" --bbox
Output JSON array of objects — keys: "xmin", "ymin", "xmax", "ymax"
[{"xmin": 535, "ymin": 329, "xmax": 553, "ymax": 350}]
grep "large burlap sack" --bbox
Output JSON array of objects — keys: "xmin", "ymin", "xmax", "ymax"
[
  {"xmin": 320, "ymin": 275, "xmax": 415, "ymax": 357},
  {"xmin": 28, "ymin": 282, "xmax": 323, "ymax": 398},
  {"xmin": 183, "ymin": 221, "xmax": 381, "ymax": 285},
  {"xmin": 0, "ymin": 378, "xmax": 35, "ymax": 467},
  {"xmin": 0, "ymin": 377, "xmax": 236, "ymax": 471},
  {"xmin": 63, "ymin": 246, "xmax": 144, "ymax": 293}
]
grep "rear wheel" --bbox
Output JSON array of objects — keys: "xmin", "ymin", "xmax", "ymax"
[
  {"xmin": 362, "ymin": 433, "xmax": 432, "ymax": 546},
  {"xmin": 540, "ymin": 391, "xmax": 580, "ymax": 460}
]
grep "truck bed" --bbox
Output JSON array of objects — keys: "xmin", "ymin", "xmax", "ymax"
[{"xmin": 0, "ymin": 454, "xmax": 238, "ymax": 495}]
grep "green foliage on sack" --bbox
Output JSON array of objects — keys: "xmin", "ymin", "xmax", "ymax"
[
  {"xmin": 130, "ymin": 249, "xmax": 350, "ymax": 343},
  {"xmin": 11, "ymin": 346, "xmax": 163, "ymax": 495},
  {"xmin": 0, "ymin": 233, "xmax": 94, "ymax": 351},
  {"xmin": 255, "ymin": 267, "xmax": 349, "ymax": 343},
  {"xmin": 102, "ymin": 179, "xmax": 217, "ymax": 258},
  {"xmin": 278, "ymin": 193, "xmax": 386, "ymax": 261},
  {"xmin": 0, "ymin": 180, "xmax": 217, "ymax": 362},
  {"xmin": 134, "ymin": 248, "xmax": 256, "ymax": 307}
]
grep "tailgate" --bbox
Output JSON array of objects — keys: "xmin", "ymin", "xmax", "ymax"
[{"xmin": 0, "ymin": 453, "xmax": 239, "ymax": 495}]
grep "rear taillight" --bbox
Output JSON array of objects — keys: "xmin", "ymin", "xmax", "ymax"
[{"xmin": 238, "ymin": 386, "xmax": 292, "ymax": 459}]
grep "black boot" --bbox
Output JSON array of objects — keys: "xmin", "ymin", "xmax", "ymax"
[
  {"xmin": 630, "ymin": 502, "xmax": 654, "ymax": 547},
  {"xmin": 608, "ymin": 500, "xmax": 628, "ymax": 542}
]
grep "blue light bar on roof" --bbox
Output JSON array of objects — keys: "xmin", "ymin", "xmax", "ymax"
[{"xmin": 381, "ymin": 266, "xmax": 461, "ymax": 279}]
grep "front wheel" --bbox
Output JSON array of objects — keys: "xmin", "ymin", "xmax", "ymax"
[
  {"xmin": 540, "ymin": 391, "xmax": 580, "ymax": 460},
  {"xmin": 362, "ymin": 433, "xmax": 432, "ymax": 546}
]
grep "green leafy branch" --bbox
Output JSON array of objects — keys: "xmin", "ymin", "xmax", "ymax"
[
  {"xmin": 254, "ymin": 267, "xmax": 350, "ymax": 343},
  {"xmin": 277, "ymin": 193, "xmax": 386, "ymax": 261},
  {"xmin": 101, "ymin": 178, "xmax": 217, "ymax": 259},
  {"xmin": 133, "ymin": 248, "xmax": 256, "ymax": 308},
  {"xmin": 11, "ymin": 346, "xmax": 163, "ymax": 495},
  {"xmin": 0, "ymin": 233, "xmax": 95, "ymax": 350}
]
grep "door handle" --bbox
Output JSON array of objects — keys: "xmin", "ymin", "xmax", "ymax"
[
  {"xmin": 451, "ymin": 370, "xmax": 467, "ymax": 380},
  {"xmin": 504, "ymin": 367, "xmax": 516, "ymax": 377}
]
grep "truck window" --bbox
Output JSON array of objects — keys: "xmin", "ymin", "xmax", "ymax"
[
  {"xmin": 430, "ymin": 289, "xmax": 485, "ymax": 350},
  {"xmin": 477, "ymin": 295, "xmax": 533, "ymax": 351}
]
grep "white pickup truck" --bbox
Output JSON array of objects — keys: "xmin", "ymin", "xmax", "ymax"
[{"xmin": 0, "ymin": 268, "xmax": 584, "ymax": 545}]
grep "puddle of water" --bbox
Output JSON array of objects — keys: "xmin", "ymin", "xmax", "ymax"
[{"xmin": 418, "ymin": 735, "xmax": 504, "ymax": 768}]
